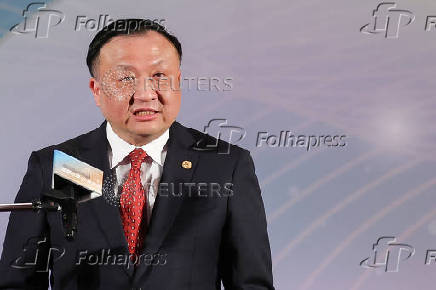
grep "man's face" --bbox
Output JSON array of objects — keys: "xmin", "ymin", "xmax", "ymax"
[{"xmin": 90, "ymin": 31, "xmax": 181, "ymax": 145}]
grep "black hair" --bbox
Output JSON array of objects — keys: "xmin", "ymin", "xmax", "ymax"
[{"xmin": 86, "ymin": 18, "xmax": 182, "ymax": 77}]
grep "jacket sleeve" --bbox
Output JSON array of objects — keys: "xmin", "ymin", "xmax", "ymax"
[
  {"xmin": 0, "ymin": 151, "xmax": 50, "ymax": 289},
  {"xmin": 219, "ymin": 149, "xmax": 275, "ymax": 290}
]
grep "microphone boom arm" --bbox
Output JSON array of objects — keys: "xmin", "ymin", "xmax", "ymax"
[
  {"xmin": 0, "ymin": 184, "xmax": 79, "ymax": 241},
  {"xmin": 0, "ymin": 200, "xmax": 60, "ymax": 212}
]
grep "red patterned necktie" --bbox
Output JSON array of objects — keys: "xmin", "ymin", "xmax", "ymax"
[{"xmin": 120, "ymin": 148, "xmax": 148, "ymax": 257}]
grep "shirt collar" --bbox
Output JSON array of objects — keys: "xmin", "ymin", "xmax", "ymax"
[{"xmin": 106, "ymin": 121, "xmax": 169, "ymax": 168}]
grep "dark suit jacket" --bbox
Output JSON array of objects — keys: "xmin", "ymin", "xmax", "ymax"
[{"xmin": 0, "ymin": 121, "xmax": 274, "ymax": 290}]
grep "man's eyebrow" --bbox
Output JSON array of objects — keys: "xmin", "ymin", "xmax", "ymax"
[
  {"xmin": 115, "ymin": 61, "xmax": 166, "ymax": 69},
  {"xmin": 151, "ymin": 59, "xmax": 165, "ymax": 66},
  {"xmin": 115, "ymin": 64, "xmax": 136, "ymax": 69}
]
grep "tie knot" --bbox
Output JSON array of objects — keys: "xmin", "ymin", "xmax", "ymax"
[{"xmin": 128, "ymin": 148, "xmax": 147, "ymax": 169}]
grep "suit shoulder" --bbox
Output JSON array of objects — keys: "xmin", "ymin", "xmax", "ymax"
[
  {"xmin": 178, "ymin": 122, "xmax": 249, "ymax": 159},
  {"xmin": 33, "ymin": 125, "xmax": 102, "ymax": 160}
]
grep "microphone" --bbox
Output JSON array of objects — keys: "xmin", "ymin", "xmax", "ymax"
[
  {"xmin": 47, "ymin": 150, "xmax": 103, "ymax": 240},
  {"xmin": 0, "ymin": 150, "xmax": 103, "ymax": 241},
  {"xmin": 51, "ymin": 150, "xmax": 103, "ymax": 203}
]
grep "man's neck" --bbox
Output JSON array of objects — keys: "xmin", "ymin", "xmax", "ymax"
[
  {"xmin": 108, "ymin": 123, "xmax": 168, "ymax": 147},
  {"xmin": 116, "ymin": 130, "xmax": 164, "ymax": 147}
]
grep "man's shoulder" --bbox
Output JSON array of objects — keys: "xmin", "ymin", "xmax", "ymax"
[
  {"xmin": 33, "ymin": 122, "xmax": 105, "ymax": 161},
  {"xmin": 31, "ymin": 120, "xmax": 250, "ymax": 162},
  {"xmin": 175, "ymin": 121, "xmax": 249, "ymax": 160}
]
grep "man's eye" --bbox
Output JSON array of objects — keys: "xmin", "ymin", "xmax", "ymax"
[
  {"xmin": 153, "ymin": 72, "xmax": 165, "ymax": 78},
  {"xmin": 119, "ymin": 76, "xmax": 135, "ymax": 82}
]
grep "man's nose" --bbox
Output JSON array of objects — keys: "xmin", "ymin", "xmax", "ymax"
[{"xmin": 132, "ymin": 77, "xmax": 158, "ymax": 101}]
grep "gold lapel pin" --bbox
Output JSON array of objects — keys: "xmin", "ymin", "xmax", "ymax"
[{"xmin": 181, "ymin": 160, "xmax": 192, "ymax": 169}]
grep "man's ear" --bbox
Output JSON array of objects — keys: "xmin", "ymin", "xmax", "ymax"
[{"xmin": 89, "ymin": 77, "xmax": 101, "ymax": 107}]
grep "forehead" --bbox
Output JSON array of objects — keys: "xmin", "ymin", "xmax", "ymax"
[{"xmin": 98, "ymin": 31, "xmax": 179, "ymax": 68}]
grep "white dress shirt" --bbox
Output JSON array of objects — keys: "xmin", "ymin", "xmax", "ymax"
[{"xmin": 106, "ymin": 122, "xmax": 169, "ymax": 226}]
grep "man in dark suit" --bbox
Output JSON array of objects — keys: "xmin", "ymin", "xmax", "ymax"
[{"xmin": 0, "ymin": 19, "xmax": 274, "ymax": 289}]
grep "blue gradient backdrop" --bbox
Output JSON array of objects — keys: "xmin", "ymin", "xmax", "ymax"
[{"xmin": 1, "ymin": 0, "xmax": 436, "ymax": 289}]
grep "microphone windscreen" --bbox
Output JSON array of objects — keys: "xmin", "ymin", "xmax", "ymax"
[{"xmin": 52, "ymin": 150, "xmax": 103, "ymax": 202}]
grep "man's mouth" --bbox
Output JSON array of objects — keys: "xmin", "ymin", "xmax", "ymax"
[
  {"xmin": 135, "ymin": 110, "xmax": 157, "ymax": 116},
  {"xmin": 132, "ymin": 108, "xmax": 160, "ymax": 120},
  {"xmin": 133, "ymin": 108, "xmax": 159, "ymax": 116}
]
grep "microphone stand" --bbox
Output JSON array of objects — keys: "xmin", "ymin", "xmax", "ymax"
[
  {"xmin": 0, "ymin": 200, "xmax": 60, "ymax": 212},
  {"xmin": 0, "ymin": 184, "xmax": 79, "ymax": 241}
]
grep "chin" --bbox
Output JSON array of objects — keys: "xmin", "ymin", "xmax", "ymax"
[{"xmin": 132, "ymin": 124, "xmax": 164, "ymax": 136}]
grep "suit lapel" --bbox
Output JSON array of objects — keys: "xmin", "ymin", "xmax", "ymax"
[
  {"xmin": 142, "ymin": 121, "xmax": 198, "ymax": 254},
  {"xmin": 133, "ymin": 121, "xmax": 199, "ymax": 281},
  {"xmin": 74, "ymin": 121, "xmax": 134, "ymax": 277}
]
